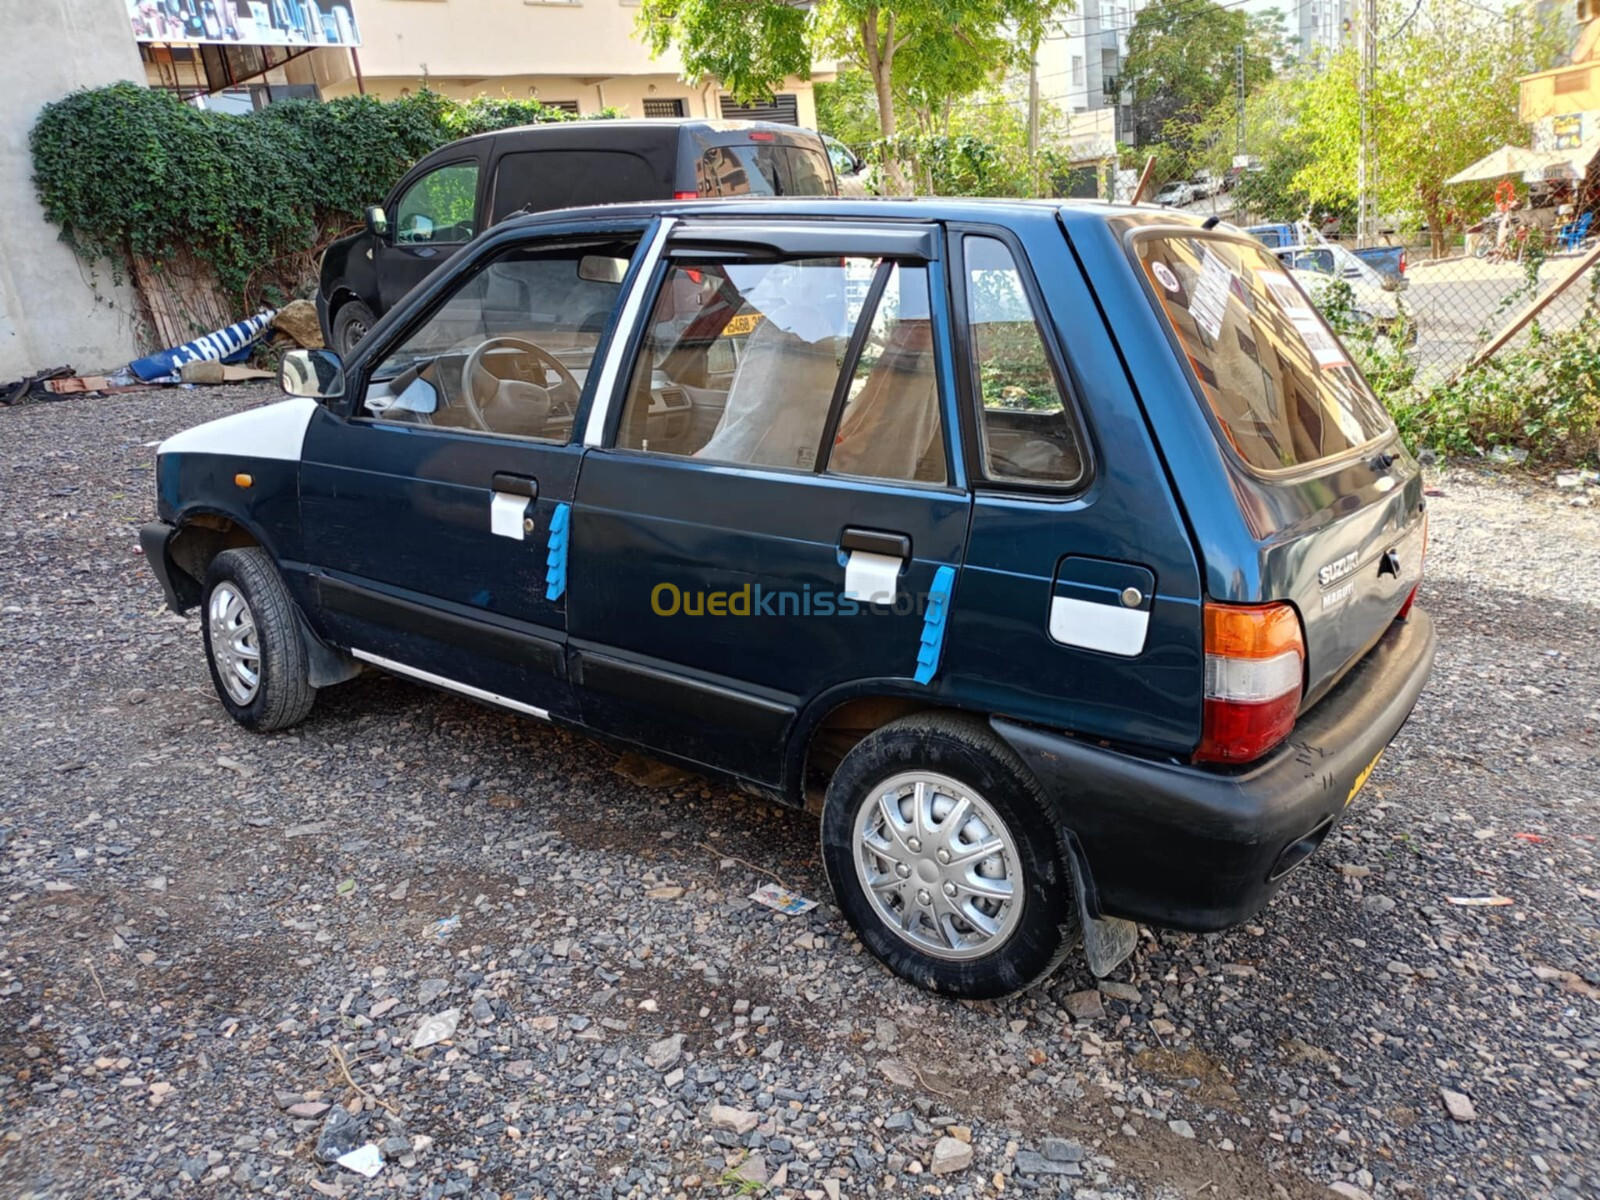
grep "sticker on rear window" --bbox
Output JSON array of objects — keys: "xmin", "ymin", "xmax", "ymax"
[
  {"xmin": 1152, "ymin": 261, "xmax": 1181, "ymax": 293},
  {"xmin": 1189, "ymin": 248, "xmax": 1233, "ymax": 341}
]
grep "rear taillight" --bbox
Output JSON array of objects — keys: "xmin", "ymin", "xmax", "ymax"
[
  {"xmin": 1195, "ymin": 602, "xmax": 1305, "ymax": 764},
  {"xmin": 673, "ymin": 190, "xmax": 699, "ymax": 200},
  {"xmin": 747, "ymin": 131, "xmax": 775, "ymax": 141},
  {"xmin": 1399, "ymin": 248, "xmax": 1407, "ymax": 274}
]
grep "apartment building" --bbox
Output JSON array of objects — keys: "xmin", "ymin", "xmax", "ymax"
[
  {"xmin": 139, "ymin": 0, "xmax": 825, "ymax": 126},
  {"xmin": 1031, "ymin": 0, "xmax": 1143, "ymax": 144}
]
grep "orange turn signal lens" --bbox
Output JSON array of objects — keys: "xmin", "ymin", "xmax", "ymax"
[
  {"xmin": 234, "ymin": 473, "xmax": 253, "ymax": 488},
  {"xmin": 1202, "ymin": 602, "xmax": 1303, "ymax": 660}
]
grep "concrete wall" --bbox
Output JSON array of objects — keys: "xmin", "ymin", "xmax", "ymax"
[{"xmin": 0, "ymin": 0, "xmax": 146, "ymax": 379}]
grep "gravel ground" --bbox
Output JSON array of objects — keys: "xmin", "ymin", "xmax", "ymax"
[{"xmin": 2, "ymin": 383, "xmax": 1597, "ymax": 1200}]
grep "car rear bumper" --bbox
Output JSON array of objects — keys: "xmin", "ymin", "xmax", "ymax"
[{"xmin": 994, "ymin": 607, "xmax": 1436, "ymax": 932}]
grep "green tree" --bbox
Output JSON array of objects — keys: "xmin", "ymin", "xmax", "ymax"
[
  {"xmin": 636, "ymin": 0, "xmax": 1074, "ymax": 192},
  {"xmin": 1288, "ymin": 0, "xmax": 1563, "ymax": 253},
  {"xmin": 1123, "ymin": 0, "xmax": 1279, "ymax": 160}
]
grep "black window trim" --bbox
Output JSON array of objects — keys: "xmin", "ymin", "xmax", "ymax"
[
  {"xmin": 600, "ymin": 243, "xmax": 960, "ymax": 492},
  {"xmin": 947, "ymin": 223, "xmax": 1097, "ymax": 498},
  {"xmin": 390, "ymin": 155, "xmax": 484, "ymax": 249},
  {"xmin": 1120, "ymin": 222, "xmax": 1398, "ymax": 483}
]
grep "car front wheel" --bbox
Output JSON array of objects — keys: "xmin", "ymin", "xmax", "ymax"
[
  {"xmin": 200, "ymin": 547, "xmax": 316, "ymax": 732},
  {"xmin": 821, "ymin": 712, "xmax": 1080, "ymax": 999},
  {"xmin": 330, "ymin": 299, "xmax": 376, "ymax": 357}
]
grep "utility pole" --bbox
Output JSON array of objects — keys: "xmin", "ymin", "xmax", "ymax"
[
  {"xmin": 1027, "ymin": 35, "xmax": 1041, "ymax": 197},
  {"xmin": 1356, "ymin": 0, "xmax": 1378, "ymax": 247},
  {"xmin": 1236, "ymin": 43, "xmax": 1246, "ymax": 156}
]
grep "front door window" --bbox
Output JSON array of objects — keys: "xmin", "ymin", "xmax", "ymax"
[
  {"xmin": 364, "ymin": 239, "xmax": 640, "ymax": 443},
  {"xmin": 393, "ymin": 161, "xmax": 480, "ymax": 245}
]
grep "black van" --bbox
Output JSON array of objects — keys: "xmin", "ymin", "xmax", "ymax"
[{"xmin": 316, "ymin": 120, "xmax": 837, "ymax": 355}]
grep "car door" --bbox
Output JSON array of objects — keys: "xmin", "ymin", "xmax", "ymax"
[
  {"xmin": 566, "ymin": 220, "xmax": 971, "ymax": 784},
  {"xmin": 298, "ymin": 215, "xmax": 660, "ymax": 721},
  {"xmin": 375, "ymin": 154, "xmax": 487, "ymax": 312}
]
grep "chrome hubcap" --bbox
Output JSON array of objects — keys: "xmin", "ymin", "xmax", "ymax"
[
  {"xmin": 852, "ymin": 771, "xmax": 1023, "ymax": 960},
  {"xmin": 208, "ymin": 582, "xmax": 261, "ymax": 706}
]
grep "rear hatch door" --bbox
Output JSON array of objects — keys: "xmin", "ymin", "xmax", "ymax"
[{"xmin": 1127, "ymin": 229, "xmax": 1426, "ymax": 705}]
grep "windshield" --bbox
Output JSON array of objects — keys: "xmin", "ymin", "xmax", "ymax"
[{"xmin": 1134, "ymin": 233, "xmax": 1394, "ymax": 472}]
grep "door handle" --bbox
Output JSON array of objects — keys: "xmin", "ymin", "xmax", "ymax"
[
  {"xmin": 490, "ymin": 474, "xmax": 538, "ymax": 540},
  {"xmin": 841, "ymin": 528, "xmax": 910, "ymax": 559},
  {"xmin": 840, "ymin": 528, "xmax": 909, "ymax": 604},
  {"xmin": 492, "ymin": 473, "xmax": 538, "ymax": 499}
]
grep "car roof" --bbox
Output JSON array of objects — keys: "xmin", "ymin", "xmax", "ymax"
[
  {"xmin": 492, "ymin": 196, "xmax": 1215, "ymax": 234},
  {"xmin": 439, "ymin": 118, "xmax": 819, "ymax": 154}
]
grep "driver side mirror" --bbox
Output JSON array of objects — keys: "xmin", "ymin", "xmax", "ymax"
[
  {"xmin": 365, "ymin": 205, "xmax": 389, "ymax": 238},
  {"xmin": 279, "ymin": 348, "xmax": 345, "ymax": 401}
]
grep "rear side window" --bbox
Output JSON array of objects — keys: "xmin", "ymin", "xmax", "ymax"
[
  {"xmin": 697, "ymin": 144, "xmax": 835, "ymax": 197},
  {"xmin": 962, "ymin": 236, "xmax": 1086, "ymax": 487},
  {"xmin": 490, "ymin": 150, "xmax": 665, "ymax": 223},
  {"xmin": 1135, "ymin": 234, "xmax": 1393, "ymax": 472}
]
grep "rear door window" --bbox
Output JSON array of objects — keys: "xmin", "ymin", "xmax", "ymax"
[
  {"xmin": 490, "ymin": 150, "xmax": 665, "ymax": 223},
  {"xmin": 696, "ymin": 144, "xmax": 835, "ymax": 197},
  {"xmin": 1134, "ymin": 234, "xmax": 1393, "ymax": 472}
]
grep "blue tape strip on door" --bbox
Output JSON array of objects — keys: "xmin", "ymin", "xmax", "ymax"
[{"xmin": 544, "ymin": 503, "xmax": 571, "ymax": 601}]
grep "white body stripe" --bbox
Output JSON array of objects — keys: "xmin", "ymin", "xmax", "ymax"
[
  {"xmin": 1048, "ymin": 595, "xmax": 1149, "ymax": 657},
  {"xmin": 351, "ymin": 649, "xmax": 551, "ymax": 720},
  {"xmin": 157, "ymin": 396, "xmax": 318, "ymax": 461},
  {"xmin": 584, "ymin": 218, "xmax": 677, "ymax": 447}
]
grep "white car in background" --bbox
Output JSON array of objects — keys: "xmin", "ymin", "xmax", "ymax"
[
  {"xmin": 1155, "ymin": 181, "xmax": 1196, "ymax": 207},
  {"xmin": 822, "ymin": 134, "xmax": 875, "ymax": 198},
  {"xmin": 1280, "ymin": 250, "xmax": 1417, "ymax": 346}
]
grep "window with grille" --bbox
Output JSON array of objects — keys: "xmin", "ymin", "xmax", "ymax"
[
  {"xmin": 643, "ymin": 98, "xmax": 687, "ymax": 118},
  {"xmin": 542, "ymin": 99, "xmax": 581, "ymax": 114}
]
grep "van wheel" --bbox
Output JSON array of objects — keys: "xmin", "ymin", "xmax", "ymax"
[
  {"xmin": 331, "ymin": 299, "xmax": 376, "ymax": 357},
  {"xmin": 200, "ymin": 548, "xmax": 316, "ymax": 732},
  {"xmin": 821, "ymin": 713, "xmax": 1080, "ymax": 999}
]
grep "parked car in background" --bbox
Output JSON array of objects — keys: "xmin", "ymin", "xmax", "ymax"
[
  {"xmin": 1155, "ymin": 180, "xmax": 1196, "ymax": 207},
  {"xmin": 823, "ymin": 134, "xmax": 875, "ymax": 198},
  {"xmin": 317, "ymin": 120, "xmax": 838, "ymax": 355},
  {"xmin": 1248, "ymin": 223, "xmax": 1409, "ymax": 290},
  {"xmin": 147, "ymin": 198, "xmax": 1435, "ymax": 999},
  {"xmin": 1192, "ymin": 170, "xmax": 1224, "ymax": 198},
  {"xmin": 1282, "ymin": 259, "xmax": 1416, "ymax": 347}
]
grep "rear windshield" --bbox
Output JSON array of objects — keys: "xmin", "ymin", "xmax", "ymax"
[
  {"xmin": 697, "ymin": 144, "xmax": 835, "ymax": 197},
  {"xmin": 1134, "ymin": 233, "xmax": 1393, "ymax": 472}
]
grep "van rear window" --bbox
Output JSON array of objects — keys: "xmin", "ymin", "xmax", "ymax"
[
  {"xmin": 697, "ymin": 145, "xmax": 834, "ymax": 197},
  {"xmin": 1134, "ymin": 234, "xmax": 1393, "ymax": 472}
]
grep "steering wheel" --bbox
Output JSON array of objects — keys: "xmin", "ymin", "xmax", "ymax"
[{"xmin": 460, "ymin": 336, "xmax": 581, "ymax": 433}]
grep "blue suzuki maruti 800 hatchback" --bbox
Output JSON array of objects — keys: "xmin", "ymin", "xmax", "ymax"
[{"xmin": 143, "ymin": 199, "xmax": 1435, "ymax": 998}]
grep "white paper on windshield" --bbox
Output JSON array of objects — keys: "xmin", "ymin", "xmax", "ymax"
[{"xmin": 1189, "ymin": 248, "xmax": 1233, "ymax": 341}]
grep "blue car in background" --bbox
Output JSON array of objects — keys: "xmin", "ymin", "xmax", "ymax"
[{"xmin": 142, "ymin": 199, "xmax": 1436, "ymax": 998}]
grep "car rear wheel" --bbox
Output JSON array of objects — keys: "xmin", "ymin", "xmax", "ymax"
[
  {"xmin": 330, "ymin": 299, "xmax": 376, "ymax": 357},
  {"xmin": 821, "ymin": 712, "xmax": 1080, "ymax": 999},
  {"xmin": 201, "ymin": 548, "xmax": 316, "ymax": 732}
]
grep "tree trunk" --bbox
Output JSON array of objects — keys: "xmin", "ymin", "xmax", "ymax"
[{"xmin": 862, "ymin": 10, "xmax": 906, "ymax": 194}]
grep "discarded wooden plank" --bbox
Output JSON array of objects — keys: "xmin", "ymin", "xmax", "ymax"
[
  {"xmin": 1465, "ymin": 240, "xmax": 1600, "ymax": 373},
  {"xmin": 1131, "ymin": 155, "xmax": 1159, "ymax": 206}
]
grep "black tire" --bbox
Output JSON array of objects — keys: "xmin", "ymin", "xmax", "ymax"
[
  {"xmin": 821, "ymin": 712, "xmax": 1080, "ymax": 999},
  {"xmin": 200, "ymin": 547, "xmax": 316, "ymax": 732},
  {"xmin": 330, "ymin": 299, "xmax": 376, "ymax": 357}
]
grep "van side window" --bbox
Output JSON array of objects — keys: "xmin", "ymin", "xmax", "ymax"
[
  {"xmin": 828, "ymin": 264, "xmax": 947, "ymax": 485},
  {"xmin": 962, "ymin": 236, "xmax": 1086, "ymax": 487},
  {"xmin": 393, "ymin": 161, "xmax": 479, "ymax": 245},
  {"xmin": 615, "ymin": 257, "xmax": 864, "ymax": 470}
]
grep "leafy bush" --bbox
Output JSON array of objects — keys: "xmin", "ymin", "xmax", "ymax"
[
  {"xmin": 30, "ymin": 83, "xmax": 611, "ymax": 311},
  {"xmin": 1380, "ymin": 274, "xmax": 1599, "ymax": 465}
]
